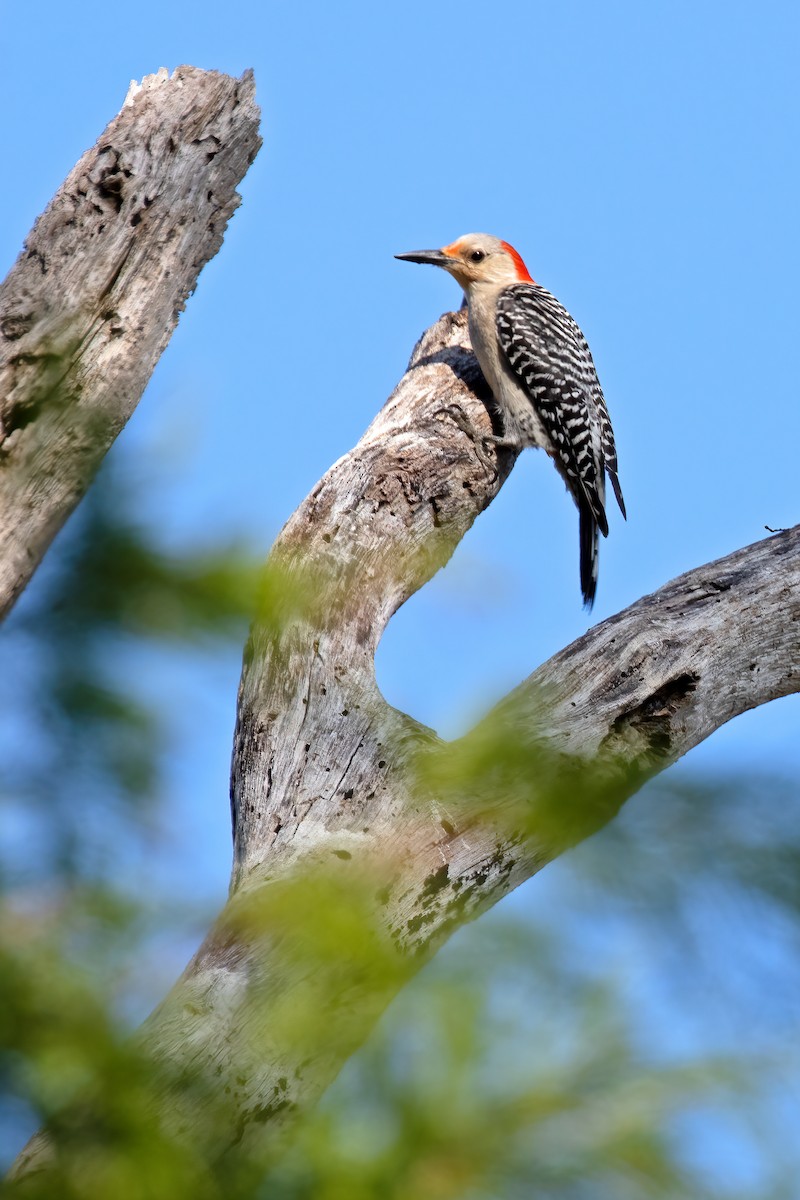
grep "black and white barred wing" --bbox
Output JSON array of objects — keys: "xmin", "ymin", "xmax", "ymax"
[
  {"xmin": 596, "ymin": 392, "xmax": 625, "ymax": 519},
  {"xmin": 495, "ymin": 283, "xmax": 625, "ymax": 525},
  {"xmin": 495, "ymin": 282, "xmax": 627, "ymax": 606}
]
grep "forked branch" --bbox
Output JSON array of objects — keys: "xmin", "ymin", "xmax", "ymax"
[
  {"xmin": 8, "ymin": 92, "xmax": 800, "ymax": 1181},
  {"xmin": 16, "ymin": 306, "xmax": 799, "ymax": 1179}
]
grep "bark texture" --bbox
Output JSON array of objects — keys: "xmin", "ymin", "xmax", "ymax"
[
  {"xmin": 0, "ymin": 65, "xmax": 261, "ymax": 619},
  {"xmin": 5, "ymin": 77, "xmax": 798, "ymax": 1178},
  {"xmin": 15, "ymin": 309, "xmax": 799, "ymax": 1179}
]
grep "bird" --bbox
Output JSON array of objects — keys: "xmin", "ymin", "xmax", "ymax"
[{"xmin": 395, "ymin": 234, "xmax": 625, "ymax": 607}]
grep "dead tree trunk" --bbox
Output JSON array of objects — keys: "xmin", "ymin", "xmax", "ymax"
[
  {"xmin": 5, "ymin": 73, "xmax": 800, "ymax": 1183},
  {"xmin": 12, "ymin": 309, "xmax": 800, "ymax": 1177}
]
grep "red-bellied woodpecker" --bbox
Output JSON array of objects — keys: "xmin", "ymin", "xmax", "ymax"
[{"xmin": 396, "ymin": 234, "xmax": 625, "ymax": 607}]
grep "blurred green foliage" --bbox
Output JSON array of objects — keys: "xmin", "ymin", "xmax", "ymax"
[
  {"xmin": 0, "ymin": 464, "xmax": 259, "ymax": 882},
  {"xmin": 1, "ymin": 454, "xmax": 799, "ymax": 1197}
]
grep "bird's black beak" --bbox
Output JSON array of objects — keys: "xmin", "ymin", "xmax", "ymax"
[{"xmin": 395, "ymin": 249, "xmax": 453, "ymax": 269}]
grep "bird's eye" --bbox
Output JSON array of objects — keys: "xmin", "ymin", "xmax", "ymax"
[{"xmin": 469, "ymin": 249, "xmax": 485, "ymax": 263}]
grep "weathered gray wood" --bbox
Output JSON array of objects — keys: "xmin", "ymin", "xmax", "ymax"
[
  {"xmin": 14, "ymin": 306, "xmax": 799, "ymax": 1180},
  {"xmin": 0, "ymin": 66, "xmax": 261, "ymax": 619}
]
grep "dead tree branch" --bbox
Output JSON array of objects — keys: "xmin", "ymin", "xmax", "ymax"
[
  {"xmin": 0, "ymin": 66, "xmax": 261, "ymax": 619},
  {"xmin": 14, "ymin": 307, "xmax": 800, "ymax": 1179}
]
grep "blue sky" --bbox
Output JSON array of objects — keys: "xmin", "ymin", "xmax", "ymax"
[
  {"xmin": 1, "ymin": 0, "xmax": 799, "ymax": 1179},
  {"xmin": 3, "ymin": 1, "xmax": 798, "ymax": 675},
  {"xmin": 4, "ymin": 0, "xmax": 796, "ymax": 751}
]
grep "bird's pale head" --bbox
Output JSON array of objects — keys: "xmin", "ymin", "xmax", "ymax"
[{"xmin": 396, "ymin": 233, "xmax": 533, "ymax": 291}]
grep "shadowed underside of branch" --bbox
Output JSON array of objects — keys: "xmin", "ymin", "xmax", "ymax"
[
  {"xmin": 0, "ymin": 65, "xmax": 261, "ymax": 620},
  {"xmin": 8, "ymin": 77, "xmax": 800, "ymax": 1183}
]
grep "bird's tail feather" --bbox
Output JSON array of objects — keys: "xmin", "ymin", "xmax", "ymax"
[
  {"xmin": 579, "ymin": 501, "xmax": 599, "ymax": 609},
  {"xmin": 607, "ymin": 464, "xmax": 626, "ymax": 520}
]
